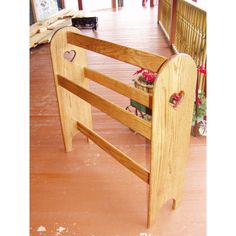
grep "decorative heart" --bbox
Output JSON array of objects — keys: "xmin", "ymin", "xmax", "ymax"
[
  {"xmin": 169, "ymin": 90, "xmax": 185, "ymax": 108},
  {"xmin": 64, "ymin": 50, "xmax": 76, "ymax": 62}
]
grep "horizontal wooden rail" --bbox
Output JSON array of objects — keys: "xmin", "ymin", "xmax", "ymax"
[
  {"xmin": 67, "ymin": 32, "xmax": 167, "ymax": 72},
  {"xmin": 77, "ymin": 121, "xmax": 150, "ymax": 183},
  {"xmin": 57, "ymin": 75, "xmax": 151, "ymax": 139},
  {"xmin": 84, "ymin": 67, "xmax": 153, "ymax": 108}
]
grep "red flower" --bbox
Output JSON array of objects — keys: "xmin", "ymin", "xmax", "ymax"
[
  {"xmin": 143, "ymin": 71, "xmax": 156, "ymax": 83},
  {"xmin": 133, "ymin": 68, "xmax": 144, "ymax": 75},
  {"xmin": 197, "ymin": 97, "xmax": 202, "ymax": 105},
  {"xmin": 133, "ymin": 68, "xmax": 158, "ymax": 85},
  {"xmin": 197, "ymin": 65, "xmax": 206, "ymax": 75}
]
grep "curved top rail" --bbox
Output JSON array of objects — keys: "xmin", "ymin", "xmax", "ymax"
[{"xmin": 67, "ymin": 31, "xmax": 167, "ymax": 72}]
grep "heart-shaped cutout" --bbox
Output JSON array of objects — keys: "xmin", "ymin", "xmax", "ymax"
[
  {"xmin": 64, "ymin": 50, "xmax": 76, "ymax": 62},
  {"xmin": 169, "ymin": 90, "xmax": 185, "ymax": 108}
]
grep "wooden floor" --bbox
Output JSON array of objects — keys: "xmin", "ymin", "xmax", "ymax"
[{"xmin": 30, "ymin": 5, "xmax": 206, "ymax": 236}]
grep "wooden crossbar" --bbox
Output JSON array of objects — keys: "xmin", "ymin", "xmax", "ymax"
[
  {"xmin": 77, "ymin": 121, "xmax": 150, "ymax": 183},
  {"xmin": 57, "ymin": 75, "xmax": 151, "ymax": 139},
  {"xmin": 84, "ymin": 67, "xmax": 152, "ymax": 108},
  {"xmin": 67, "ymin": 31, "xmax": 167, "ymax": 72}
]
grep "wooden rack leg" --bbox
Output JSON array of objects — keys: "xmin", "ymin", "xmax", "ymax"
[
  {"xmin": 148, "ymin": 54, "xmax": 197, "ymax": 227},
  {"xmin": 50, "ymin": 27, "xmax": 93, "ymax": 152}
]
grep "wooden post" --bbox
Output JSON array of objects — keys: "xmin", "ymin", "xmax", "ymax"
[
  {"xmin": 112, "ymin": 0, "xmax": 117, "ymax": 8},
  {"xmin": 150, "ymin": 0, "xmax": 155, "ymax": 7},
  {"xmin": 193, "ymin": 69, "xmax": 200, "ymax": 136},
  {"xmin": 170, "ymin": 0, "xmax": 178, "ymax": 46},
  {"xmin": 30, "ymin": 0, "xmax": 37, "ymax": 23},
  {"xmin": 157, "ymin": 0, "xmax": 162, "ymax": 23},
  {"xmin": 118, "ymin": 0, "xmax": 123, "ymax": 7},
  {"xmin": 61, "ymin": 0, "xmax": 65, "ymax": 8},
  {"xmin": 78, "ymin": 0, "xmax": 83, "ymax": 10},
  {"xmin": 148, "ymin": 54, "xmax": 197, "ymax": 227}
]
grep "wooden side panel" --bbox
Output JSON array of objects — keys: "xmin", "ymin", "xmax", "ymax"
[
  {"xmin": 67, "ymin": 32, "xmax": 167, "ymax": 72},
  {"xmin": 50, "ymin": 27, "xmax": 93, "ymax": 152},
  {"xmin": 148, "ymin": 54, "xmax": 197, "ymax": 227}
]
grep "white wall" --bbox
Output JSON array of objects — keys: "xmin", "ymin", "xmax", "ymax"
[{"xmin": 64, "ymin": 0, "xmax": 78, "ymax": 10}]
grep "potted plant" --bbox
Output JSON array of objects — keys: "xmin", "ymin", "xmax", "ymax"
[
  {"xmin": 128, "ymin": 68, "xmax": 158, "ymax": 117},
  {"xmin": 132, "ymin": 68, "xmax": 158, "ymax": 94}
]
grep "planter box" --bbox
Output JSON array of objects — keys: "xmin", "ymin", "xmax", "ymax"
[{"xmin": 130, "ymin": 99, "xmax": 152, "ymax": 115}]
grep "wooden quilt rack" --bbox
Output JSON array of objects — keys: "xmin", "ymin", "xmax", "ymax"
[{"xmin": 50, "ymin": 26, "xmax": 197, "ymax": 227}]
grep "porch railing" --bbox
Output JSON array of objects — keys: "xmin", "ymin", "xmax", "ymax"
[
  {"xmin": 158, "ymin": 0, "xmax": 172, "ymax": 38},
  {"xmin": 158, "ymin": 0, "xmax": 206, "ymax": 93}
]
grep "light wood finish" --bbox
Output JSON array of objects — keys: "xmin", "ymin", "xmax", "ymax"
[
  {"xmin": 50, "ymin": 27, "xmax": 197, "ymax": 228},
  {"xmin": 148, "ymin": 53, "xmax": 197, "ymax": 227},
  {"xmin": 158, "ymin": 0, "xmax": 206, "ymax": 92},
  {"xmin": 50, "ymin": 27, "xmax": 93, "ymax": 152},
  {"xmin": 67, "ymin": 32, "xmax": 167, "ymax": 72},
  {"xmin": 158, "ymin": 0, "xmax": 172, "ymax": 36},
  {"xmin": 31, "ymin": 6, "xmax": 205, "ymax": 234},
  {"xmin": 84, "ymin": 67, "xmax": 153, "ymax": 108},
  {"xmin": 30, "ymin": 29, "xmax": 53, "ymax": 48},
  {"xmin": 57, "ymin": 74, "xmax": 151, "ymax": 140},
  {"xmin": 174, "ymin": 0, "xmax": 206, "ymax": 92},
  {"xmin": 36, "ymin": 19, "xmax": 72, "ymax": 47},
  {"xmin": 30, "ymin": 23, "xmax": 42, "ymax": 37},
  {"xmin": 77, "ymin": 121, "xmax": 150, "ymax": 183},
  {"xmin": 175, "ymin": 0, "xmax": 207, "ymax": 65},
  {"xmin": 47, "ymin": 19, "xmax": 68, "ymax": 30},
  {"xmin": 30, "ymin": 9, "xmax": 83, "ymax": 48},
  {"xmin": 158, "ymin": 20, "xmax": 170, "ymax": 41}
]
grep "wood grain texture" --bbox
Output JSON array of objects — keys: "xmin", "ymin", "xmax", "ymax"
[
  {"xmin": 174, "ymin": 0, "xmax": 206, "ymax": 67},
  {"xmin": 67, "ymin": 31, "xmax": 167, "ymax": 72},
  {"xmin": 31, "ymin": 6, "xmax": 205, "ymax": 235},
  {"xmin": 51, "ymin": 27, "xmax": 197, "ymax": 228},
  {"xmin": 173, "ymin": 0, "xmax": 206, "ymax": 92},
  {"xmin": 158, "ymin": 0, "xmax": 172, "ymax": 36},
  {"xmin": 84, "ymin": 67, "xmax": 153, "ymax": 108},
  {"xmin": 37, "ymin": 19, "xmax": 72, "ymax": 46},
  {"xmin": 57, "ymin": 74, "xmax": 151, "ymax": 139},
  {"xmin": 30, "ymin": 9, "xmax": 80, "ymax": 48},
  {"xmin": 50, "ymin": 26, "xmax": 93, "ymax": 152},
  {"xmin": 148, "ymin": 53, "xmax": 197, "ymax": 227},
  {"xmin": 77, "ymin": 121, "xmax": 150, "ymax": 183}
]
